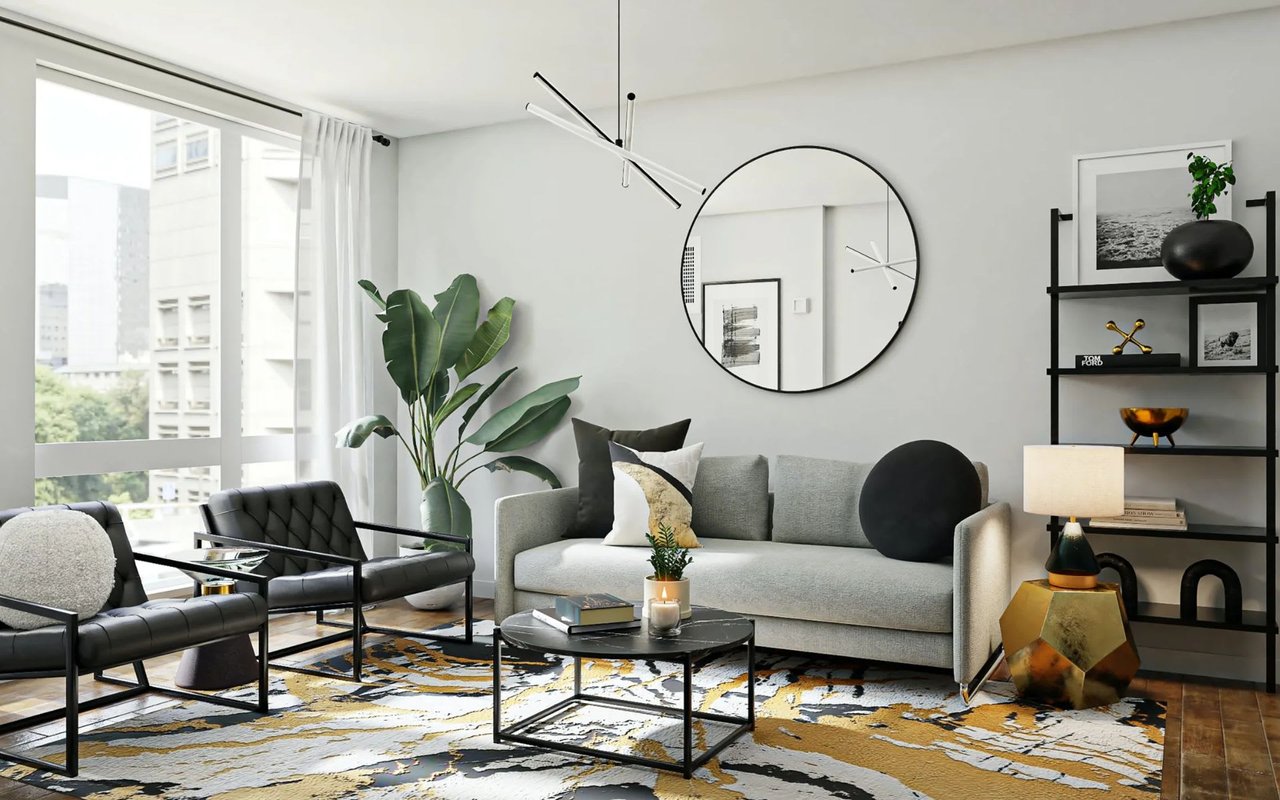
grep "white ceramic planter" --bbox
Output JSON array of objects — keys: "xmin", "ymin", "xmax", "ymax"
[
  {"xmin": 399, "ymin": 546, "xmax": 466, "ymax": 610},
  {"xmin": 642, "ymin": 576, "xmax": 691, "ymax": 619}
]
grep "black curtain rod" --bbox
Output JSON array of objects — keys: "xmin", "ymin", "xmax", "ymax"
[{"xmin": 0, "ymin": 13, "xmax": 390, "ymax": 146}]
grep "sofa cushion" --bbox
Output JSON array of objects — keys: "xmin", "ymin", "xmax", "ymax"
[
  {"xmin": 690, "ymin": 455, "xmax": 770, "ymax": 541},
  {"xmin": 772, "ymin": 455, "xmax": 869, "ymax": 547},
  {"xmin": 513, "ymin": 537, "xmax": 952, "ymax": 634},
  {"xmin": 773, "ymin": 456, "xmax": 991, "ymax": 548}
]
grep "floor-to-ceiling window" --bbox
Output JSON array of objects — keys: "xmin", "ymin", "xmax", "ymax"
[{"xmin": 33, "ymin": 70, "xmax": 299, "ymax": 590}]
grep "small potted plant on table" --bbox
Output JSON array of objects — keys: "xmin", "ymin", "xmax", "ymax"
[{"xmin": 644, "ymin": 523, "xmax": 693, "ymax": 620}]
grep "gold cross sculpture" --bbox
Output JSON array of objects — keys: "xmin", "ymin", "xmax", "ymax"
[{"xmin": 1105, "ymin": 319, "xmax": 1153, "ymax": 355}]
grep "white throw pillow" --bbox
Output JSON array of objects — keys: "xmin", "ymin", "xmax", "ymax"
[
  {"xmin": 0, "ymin": 510, "xmax": 117, "ymax": 631},
  {"xmin": 603, "ymin": 441, "xmax": 704, "ymax": 547}
]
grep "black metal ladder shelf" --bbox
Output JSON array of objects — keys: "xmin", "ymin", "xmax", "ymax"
[{"xmin": 1047, "ymin": 191, "xmax": 1278, "ymax": 692}]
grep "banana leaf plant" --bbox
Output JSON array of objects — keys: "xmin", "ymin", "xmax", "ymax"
[{"xmin": 336, "ymin": 274, "xmax": 579, "ymax": 551}]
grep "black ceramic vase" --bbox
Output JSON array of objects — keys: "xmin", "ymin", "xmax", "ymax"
[{"xmin": 1161, "ymin": 219, "xmax": 1254, "ymax": 281}]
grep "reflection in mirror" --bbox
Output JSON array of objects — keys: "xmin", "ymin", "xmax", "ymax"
[{"xmin": 682, "ymin": 147, "xmax": 918, "ymax": 392}]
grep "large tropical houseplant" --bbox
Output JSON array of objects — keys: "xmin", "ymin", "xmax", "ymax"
[{"xmin": 336, "ymin": 273, "xmax": 578, "ymax": 557}]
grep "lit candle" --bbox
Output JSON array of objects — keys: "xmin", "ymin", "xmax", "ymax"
[{"xmin": 648, "ymin": 586, "xmax": 681, "ymax": 637}]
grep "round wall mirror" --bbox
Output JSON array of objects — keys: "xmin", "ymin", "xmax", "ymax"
[{"xmin": 680, "ymin": 146, "xmax": 919, "ymax": 392}]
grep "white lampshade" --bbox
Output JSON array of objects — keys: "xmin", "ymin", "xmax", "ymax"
[{"xmin": 1023, "ymin": 445, "xmax": 1124, "ymax": 518}]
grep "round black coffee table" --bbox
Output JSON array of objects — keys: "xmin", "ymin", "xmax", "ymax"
[{"xmin": 493, "ymin": 606, "xmax": 756, "ymax": 778}]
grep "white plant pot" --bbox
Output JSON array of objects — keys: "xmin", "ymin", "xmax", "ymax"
[
  {"xmin": 643, "ymin": 576, "xmax": 691, "ymax": 619},
  {"xmin": 399, "ymin": 546, "xmax": 466, "ymax": 610}
]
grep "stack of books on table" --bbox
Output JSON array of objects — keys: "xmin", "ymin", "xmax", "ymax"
[
  {"xmin": 1089, "ymin": 497, "xmax": 1188, "ymax": 531},
  {"xmin": 533, "ymin": 593, "xmax": 640, "ymax": 635}
]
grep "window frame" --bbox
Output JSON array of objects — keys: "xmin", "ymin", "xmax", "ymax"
[{"xmin": 33, "ymin": 66, "xmax": 299, "ymax": 513}]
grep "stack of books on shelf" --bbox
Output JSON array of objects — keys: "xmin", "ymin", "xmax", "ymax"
[
  {"xmin": 533, "ymin": 593, "xmax": 640, "ymax": 635},
  {"xmin": 1089, "ymin": 496, "xmax": 1188, "ymax": 531}
]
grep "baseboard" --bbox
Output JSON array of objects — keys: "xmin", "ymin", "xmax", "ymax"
[{"xmin": 473, "ymin": 579, "xmax": 495, "ymax": 599}]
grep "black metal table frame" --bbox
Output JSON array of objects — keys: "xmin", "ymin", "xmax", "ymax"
[{"xmin": 492, "ymin": 625, "xmax": 755, "ymax": 779}]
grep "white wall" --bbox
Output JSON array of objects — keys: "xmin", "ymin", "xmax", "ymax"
[{"xmin": 397, "ymin": 8, "xmax": 1280, "ymax": 680}]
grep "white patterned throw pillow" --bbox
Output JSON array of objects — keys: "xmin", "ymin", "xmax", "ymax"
[
  {"xmin": 603, "ymin": 441, "xmax": 704, "ymax": 547},
  {"xmin": 0, "ymin": 510, "xmax": 117, "ymax": 631}
]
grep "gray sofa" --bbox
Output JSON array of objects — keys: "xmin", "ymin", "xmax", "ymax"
[{"xmin": 495, "ymin": 454, "xmax": 1011, "ymax": 686}]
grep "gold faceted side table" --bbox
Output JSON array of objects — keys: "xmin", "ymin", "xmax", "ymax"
[{"xmin": 999, "ymin": 579, "xmax": 1140, "ymax": 709}]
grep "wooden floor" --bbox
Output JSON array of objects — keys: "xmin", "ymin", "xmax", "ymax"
[{"xmin": 0, "ymin": 599, "xmax": 1274, "ymax": 800}]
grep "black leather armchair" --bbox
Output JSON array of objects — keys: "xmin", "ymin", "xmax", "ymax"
[
  {"xmin": 199, "ymin": 481, "xmax": 476, "ymax": 682},
  {"xmin": 0, "ymin": 502, "xmax": 270, "ymax": 778}
]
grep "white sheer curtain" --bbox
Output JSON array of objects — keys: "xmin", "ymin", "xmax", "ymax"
[{"xmin": 295, "ymin": 112, "xmax": 377, "ymax": 518}]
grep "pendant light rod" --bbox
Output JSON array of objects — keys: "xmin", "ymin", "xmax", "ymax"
[
  {"xmin": 622, "ymin": 92, "xmax": 635, "ymax": 187},
  {"xmin": 617, "ymin": 0, "xmax": 622, "ymax": 142},
  {"xmin": 532, "ymin": 72, "xmax": 680, "ymax": 208},
  {"xmin": 526, "ymin": 102, "xmax": 706, "ymax": 197}
]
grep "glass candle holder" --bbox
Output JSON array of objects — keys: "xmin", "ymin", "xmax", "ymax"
[{"xmin": 647, "ymin": 596, "xmax": 682, "ymax": 637}]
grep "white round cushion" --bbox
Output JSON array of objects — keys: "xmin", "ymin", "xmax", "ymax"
[{"xmin": 0, "ymin": 510, "xmax": 117, "ymax": 631}]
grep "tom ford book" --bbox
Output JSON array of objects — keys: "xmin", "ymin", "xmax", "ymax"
[
  {"xmin": 1074, "ymin": 353, "xmax": 1181, "ymax": 369},
  {"xmin": 553, "ymin": 593, "xmax": 634, "ymax": 625}
]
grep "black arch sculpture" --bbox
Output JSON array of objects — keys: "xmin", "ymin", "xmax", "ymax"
[
  {"xmin": 1096, "ymin": 552, "xmax": 1138, "ymax": 615},
  {"xmin": 1180, "ymin": 559, "xmax": 1243, "ymax": 625}
]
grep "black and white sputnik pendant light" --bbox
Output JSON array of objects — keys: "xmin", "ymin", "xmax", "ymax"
[
  {"xmin": 525, "ymin": 1, "xmax": 705, "ymax": 209},
  {"xmin": 845, "ymin": 186, "xmax": 918, "ymax": 290}
]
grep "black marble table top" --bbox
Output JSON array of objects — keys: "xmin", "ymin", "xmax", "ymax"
[{"xmin": 498, "ymin": 606, "xmax": 754, "ymax": 660}]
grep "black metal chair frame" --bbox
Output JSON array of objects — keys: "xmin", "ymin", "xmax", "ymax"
[
  {"xmin": 0, "ymin": 555, "xmax": 271, "ymax": 778},
  {"xmin": 197, "ymin": 507, "xmax": 475, "ymax": 683}
]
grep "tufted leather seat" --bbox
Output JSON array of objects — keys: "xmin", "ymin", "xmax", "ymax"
[
  {"xmin": 0, "ymin": 501, "xmax": 272, "ymax": 779},
  {"xmin": 0, "ymin": 502, "xmax": 271, "ymax": 674},
  {"xmin": 201, "ymin": 480, "xmax": 476, "ymax": 681},
  {"xmin": 264, "ymin": 551, "xmax": 476, "ymax": 609},
  {"xmin": 0, "ymin": 594, "xmax": 267, "ymax": 673},
  {"xmin": 206, "ymin": 481, "xmax": 365, "ymax": 578},
  {"xmin": 206, "ymin": 481, "xmax": 475, "ymax": 609}
]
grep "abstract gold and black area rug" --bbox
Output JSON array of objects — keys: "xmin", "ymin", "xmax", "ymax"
[{"xmin": 1, "ymin": 622, "xmax": 1163, "ymax": 799}]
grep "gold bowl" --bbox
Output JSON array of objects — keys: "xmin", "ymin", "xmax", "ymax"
[{"xmin": 1120, "ymin": 407, "xmax": 1188, "ymax": 448}]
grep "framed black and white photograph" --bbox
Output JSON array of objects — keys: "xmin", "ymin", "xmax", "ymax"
[
  {"xmin": 701, "ymin": 279, "xmax": 781, "ymax": 390},
  {"xmin": 1189, "ymin": 294, "xmax": 1265, "ymax": 368},
  {"xmin": 1074, "ymin": 141, "xmax": 1231, "ymax": 285}
]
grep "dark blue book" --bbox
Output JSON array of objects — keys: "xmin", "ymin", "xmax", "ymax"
[{"xmin": 554, "ymin": 593, "xmax": 634, "ymax": 625}]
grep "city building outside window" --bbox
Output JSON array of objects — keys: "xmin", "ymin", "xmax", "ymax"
[{"xmin": 34, "ymin": 71, "xmax": 299, "ymax": 591}]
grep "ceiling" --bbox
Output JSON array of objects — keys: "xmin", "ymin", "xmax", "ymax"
[{"xmin": 3, "ymin": 0, "xmax": 1277, "ymax": 138}]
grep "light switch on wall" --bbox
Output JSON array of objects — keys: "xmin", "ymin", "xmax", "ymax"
[{"xmin": 792, "ymin": 298, "xmax": 811, "ymax": 314}]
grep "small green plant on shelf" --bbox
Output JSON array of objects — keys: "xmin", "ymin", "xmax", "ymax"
[
  {"xmin": 645, "ymin": 523, "xmax": 693, "ymax": 581},
  {"xmin": 1187, "ymin": 152, "xmax": 1236, "ymax": 219}
]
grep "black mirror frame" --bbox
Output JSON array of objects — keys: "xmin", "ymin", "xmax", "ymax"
[{"xmin": 679, "ymin": 145, "xmax": 921, "ymax": 394}]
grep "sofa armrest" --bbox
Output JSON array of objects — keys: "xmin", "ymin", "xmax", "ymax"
[
  {"xmin": 494, "ymin": 487, "xmax": 578, "ymax": 622},
  {"xmin": 953, "ymin": 501, "xmax": 1012, "ymax": 685}
]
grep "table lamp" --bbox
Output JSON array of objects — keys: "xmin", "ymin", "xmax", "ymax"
[{"xmin": 1024, "ymin": 445, "xmax": 1124, "ymax": 589}]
